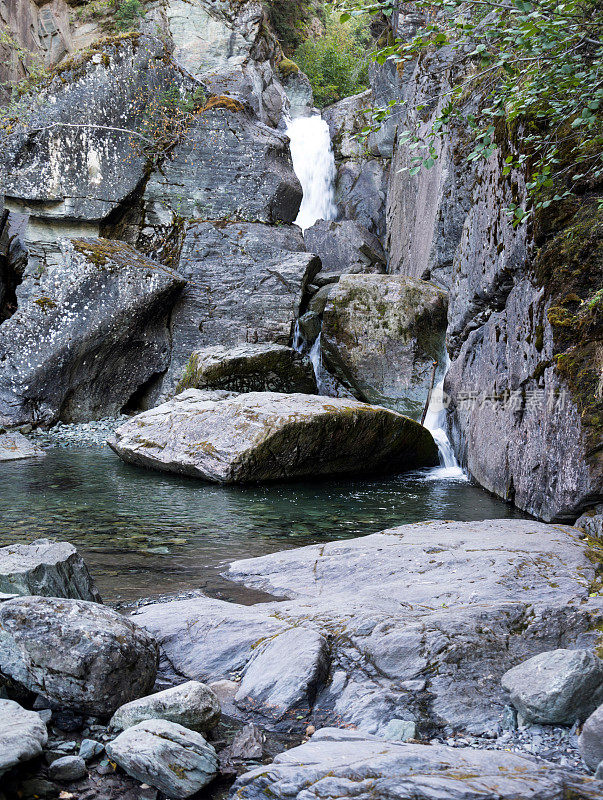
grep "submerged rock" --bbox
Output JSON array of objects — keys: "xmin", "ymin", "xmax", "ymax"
[
  {"xmin": 135, "ymin": 520, "xmax": 600, "ymax": 735},
  {"xmin": 0, "ymin": 539, "xmax": 101, "ymax": 602},
  {"xmin": 106, "ymin": 718, "xmax": 219, "ymax": 799},
  {"xmin": 321, "ymin": 274, "xmax": 448, "ymax": 417},
  {"xmin": 0, "ymin": 596, "xmax": 158, "ymax": 716},
  {"xmin": 0, "ymin": 239, "xmax": 185, "ymax": 427},
  {"xmin": 0, "ymin": 698, "xmax": 48, "ymax": 776},
  {"xmin": 0, "ymin": 431, "xmax": 44, "ymax": 461},
  {"xmin": 110, "ymin": 680, "xmax": 220, "ymax": 733},
  {"xmin": 175, "ymin": 344, "xmax": 317, "ymax": 396},
  {"xmin": 108, "ymin": 390, "xmax": 438, "ymax": 483},
  {"xmin": 232, "ymin": 727, "xmax": 603, "ymax": 800},
  {"xmin": 502, "ymin": 649, "xmax": 603, "ymax": 725}
]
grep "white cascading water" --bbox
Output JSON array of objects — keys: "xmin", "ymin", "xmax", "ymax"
[
  {"xmin": 422, "ymin": 369, "xmax": 467, "ymax": 480},
  {"xmin": 286, "ymin": 115, "xmax": 337, "ymax": 230}
]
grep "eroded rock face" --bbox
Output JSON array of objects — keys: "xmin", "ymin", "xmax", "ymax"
[
  {"xmin": 148, "ymin": 222, "xmax": 317, "ymax": 401},
  {"xmin": 383, "ymin": 22, "xmax": 603, "ymax": 520},
  {"xmin": 0, "ymin": 238, "xmax": 184, "ymax": 427},
  {"xmin": 106, "ymin": 718, "xmax": 219, "ymax": 799},
  {"xmin": 110, "ymin": 681, "xmax": 220, "ymax": 733},
  {"xmin": 321, "ymin": 275, "xmax": 448, "ymax": 418},
  {"xmin": 0, "ymin": 699, "xmax": 48, "ymax": 776},
  {"xmin": 108, "ymin": 390, "xmax": 438, "ymax": 483},
  {"xmin": 135, "ymin": 520, "xmax": 602, "ymax": 735},
  {"xmin": 0, "ymin": 539, "xmax": 101, "ymax": 602},
  {"xmin": 174, "ymin": 344, "xmax": 317, "ymax": 395},
  {"xmin": 0, "ymin": 596, "xmax": 159, "ymax": 716},
  {"xmin": 231, "ymin": 727, "xmax": 603, "ymax": 800}
]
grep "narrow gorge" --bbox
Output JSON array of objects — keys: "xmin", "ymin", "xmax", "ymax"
[{"xmin": 0, "ymin": 0, "xmax": 602, "ymax": 799}]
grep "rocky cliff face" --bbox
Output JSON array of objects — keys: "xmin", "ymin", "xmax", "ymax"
[
  {"xmin": 381, "ymin": 6, "xmax": 603, "ymax": 521},
  {"xmin": 0, "ymin": 1, "xmax": 314, "ymax": 421}
]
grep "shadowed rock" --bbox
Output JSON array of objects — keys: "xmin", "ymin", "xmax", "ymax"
[
  {"xmin": 108, "ymin": 390, "xmax": 438, "ymax": 483},
  {"xmin": 0, "ymin": 539, "xmax": 101, "ymax": 602}
]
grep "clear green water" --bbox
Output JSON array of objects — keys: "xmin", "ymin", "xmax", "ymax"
[{"xmin": 0, "ymin": 446, "xmax": 526, "ymax": 603}]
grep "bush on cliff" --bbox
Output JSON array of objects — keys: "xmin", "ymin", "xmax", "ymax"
[{"xmin": 294, "ymin": 8, "xmax": 371, "ymax": 107}]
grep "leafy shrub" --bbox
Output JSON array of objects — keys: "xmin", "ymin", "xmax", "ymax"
[
  {"xmin": 112, "ymin": 0, "xmax": 145, "ymax": 31},
  {"xmin": 293, "ymin": 9, "xmax": 370, "ymax": 107}
]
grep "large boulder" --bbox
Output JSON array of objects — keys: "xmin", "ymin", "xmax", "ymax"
[
  {"xmin": 0, "ymin": 596, "xmax": 158, "ymax": 716},
  {"xmin": 0, "ymin": 431, "xmax": 44, "ymax": 462},
  {"xmin": 0, "ymin": 699, "xmax": 48, "ymax": 776},
  {"xmin": 135, "ymin": 520, "xmax": 601, "ymax": 735},
  {"xmin": 108, "ymin": 390, "xmax": 438, "ymax": 483},
  {"xmin": 501, "ymin": 649, "xmax": 603, "ymax": 725},
  {"xmin": 0, "ymin": 238, "xmax": 184, "ymax": 427},
  {"xmin": 175, "ymin": 344, "xmax": 317, "ymax": 395},
  {"xmin": 0, "ymin": 539, "xmax": 101, "ymax": 602},
  {"xmin": 580, "ymin": 703, "xmax": 603, "ymax": 770},
  {"xmin": 232, "ymin": 727, "xmax": 603, "ymax": 800},
  {"xmin": 147, "ymin": 222, "xmax": 319, "ymax": 402},
  {"xmin": 106, "ymin": 718, "xmax": 219, "ymax": 799},
  {"xmin": 321, "ymin": 275, "xmax": 448, "ymax": 418},
  {"xmin": 110, "ymin": 680, "xmax": 220, "ymax": 733}
]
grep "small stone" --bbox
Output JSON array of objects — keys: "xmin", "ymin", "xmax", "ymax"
[
  {"xmin": 37, "ymin": 709, "xmax": 53, "ymax": 725},
  {"xmin": 79, "ymin": 739, "xmax": 104, "ymax": 762},
  {"xmin": 230, "ymin": 723, "xmax": 264, "ymax": 760},
  {"xmin": 306, "ymin": 725, "xmax": 316, "ymax": 737},
  {"xmin": 109, "ymin": 680, "xmax": 220, "ymax": 733},
  {"xmin": 48, "ymin": 755, "xmax": 87, "ymax": 782},
  {"xmin": 381, "ymin": 719, "xmax": 417, "ymax": 742}
]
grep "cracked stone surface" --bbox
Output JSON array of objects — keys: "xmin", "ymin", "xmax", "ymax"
[{"xmin": 134, "ymin": 519, "xmax": 603, "ymax": 737}]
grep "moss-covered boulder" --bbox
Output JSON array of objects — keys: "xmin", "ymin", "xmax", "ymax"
[
  {"xmin": 321, "ymin": 274, "xmax": 448, "ymax": 418},
  {"xmin": 176, "ymin": 344, "xmax": 317, "ymax": 395},
  {"xmin": 108, "ymin": 390, "xmax": 438, "ymax": 483}
]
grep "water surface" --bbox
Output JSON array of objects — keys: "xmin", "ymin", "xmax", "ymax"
[{"xmin": 0, "ymin": 446, "xmax": 526, "ymax": 603}]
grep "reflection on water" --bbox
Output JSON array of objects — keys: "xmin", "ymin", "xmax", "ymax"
[{"xmin": 0, "ymin": 446, "xmax": 526, "ymax": 603}]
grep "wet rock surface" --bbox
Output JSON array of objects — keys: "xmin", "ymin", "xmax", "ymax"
[
  {"xmin": 135, "ymin": 520, "xmax": 602, "ymax": 737},
  {"xmin": 108, "ymin": 390, "xmax": 438, "ymax": 483},
  {"xmin": 231, "ymin": 726, "xmax": 603, "ymax": 800},
  {"xmin": 0, "ymin": 596, "xmax": 158, "ymax": 716},
  {"xmin": 0, "ymin": 539, "xmax": 101, "ymax": 602}
]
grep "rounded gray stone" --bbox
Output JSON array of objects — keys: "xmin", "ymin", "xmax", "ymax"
[
  {"xmin": 48, "ymin": 755, "xmax": 87, "ymax": 781},
  {"xmin": 0, "ymin": 699, "xmax": 48, "ymax": 776},
  {"xmin": 579, "ymin": 702, "xmax": 603, "ymax": 770},
  {"xmin": 109, "ymin": 680, "xmax": 220, "ymax": 733}
]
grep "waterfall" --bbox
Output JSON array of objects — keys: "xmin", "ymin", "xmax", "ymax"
[
  {"xmin": 423, "ymin": 375, "xmax": 467, "ymax": 480},
  {"xmin": 286, "ymin": 115, "xmax": 337, "ymax": 231}
]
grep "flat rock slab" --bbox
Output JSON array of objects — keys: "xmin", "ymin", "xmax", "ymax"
[
  {"xmin": 0, "ymin": 431, "xmax": 44, "ymax": 461},
  {"xmin": 0, "ymin": 596, "xmax": 158, "ymax": 716},
  {"xmin": 0, "ymin": 699, "xmax": 48, "ymax": 776},
  {"xmin": 135, "ymin": 520, "xmax": 603, "ymax": 735},
  {"xmin": 108, "ymin": 390, "xmax": 438, "ymax": 483},
  {"xmin": 232, "ymin": 727, "xmax": 603, "ymax": 800},
  {"xmin": 0, "ymin": 539, "xmax": 101, "ymax": 601}
]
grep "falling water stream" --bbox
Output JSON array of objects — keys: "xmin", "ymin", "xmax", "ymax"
[{"xmin": 286, "ymin": 115, "xmax": 337, "ymax": 230}]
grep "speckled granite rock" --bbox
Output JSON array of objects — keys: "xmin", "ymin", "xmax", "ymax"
[{"xmin": 110, "ymin": 681, "xmax": 220, "ymax": 733}]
